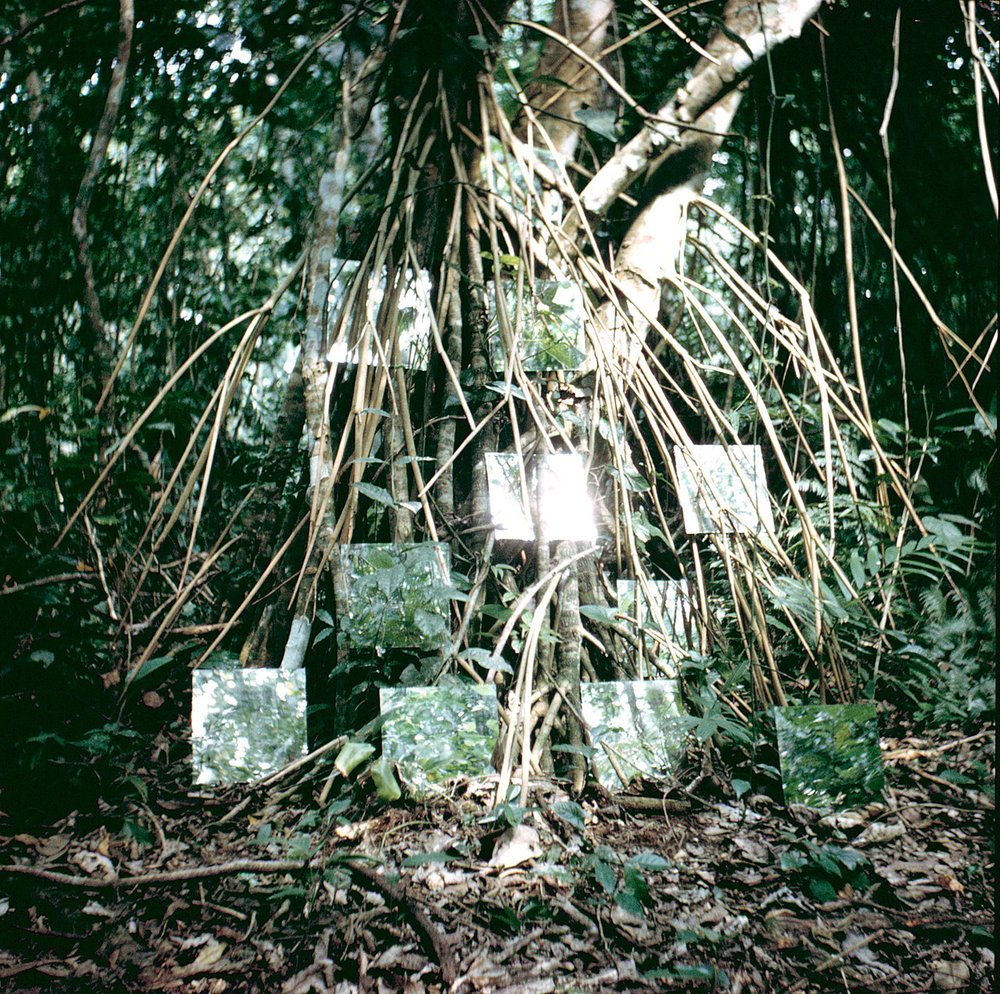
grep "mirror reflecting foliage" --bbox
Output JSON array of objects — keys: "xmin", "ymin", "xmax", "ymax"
[
  {"xmin": 325, "ymin": 259, "xmax": 433, "ymax": 369},
  {"xmin": 673, "ymin": 444, "xmax": 775, "ymax": 536},
  {"xmin": 775, "ymin": 703, "xmax": 885, "ymax": 809},
  {"xmin": 485, "ymin": 136, "xmax": 565, "ymax": 225},
  {"xmin": 191, "ymin": 669, "xmax": 307, "ymax": 785},
  {"xmin": 336, "ymin": 544, "xmax": 453, "ymax": 651},
  {"xmin": 379, "ymin": 683, "xmax": 499, "ymax": 796},
  {"xmin": 488, "ymin": 278, "xmax": 588, "ymax": 372},
  {"xmin": 581, "ymin": 680, "xmax": 687, "ymax": 789},
  {"xmin": 616, "ymin": 579, "xmax": 697, "ymax": 674}
]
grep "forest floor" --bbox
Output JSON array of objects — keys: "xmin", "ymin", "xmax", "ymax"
[{"xmin": 0, "ymin": 724, "xmax": 993, "ymax": 994}]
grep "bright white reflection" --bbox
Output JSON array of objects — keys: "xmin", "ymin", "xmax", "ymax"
[
  {"xmin": 673, "ymin": 444, "xmax": 775, "ymax": 536},
  {"xmin": 325, "ymin": 259, "xmax": 434, "ymax": 370},
  {"xmin": 485, "ymin": 452, "xmax": 597, "ymax": 542},
  {"xmin": 538, "ymin": 453, "xmax": 597, "ymax": 541},
  {"xmin": 485, "ymin": 452, "xmax": 533, "ymax": 540},
  {"xmin": 191, "ymin": 669, "xmax": 307, "ymax": 785}
]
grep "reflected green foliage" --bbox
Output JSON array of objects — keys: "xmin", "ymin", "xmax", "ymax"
[
  {"xmin": 488, "ymin": 278, "xmax": 587, "ymax": 372},
  {"xmin": 616, "ymin": 579, "xmax": 697, "ymax": 673},
  {"xmin": 191, "ymin": 670, "xmax": 307, "ymax": 785},
  {"xmin": 336, "ymin": 544, "xmax": 452, "ymax": 650},
  {"xmin": 775, "ymin": 704, "xmax": 885, "ymax": 809},
  {"xmin": 326, "ymin": 260, "xmax": 433, "ymax": 369},
  {"xmin": 485, "ymin": 136, "xmax": 564, "ymax": 225},
  {"xmin": 673, "ymin": 445, "xmax": 774, "ymax": 536},
  {"xmin": 581, "ymin": 680, "xmax": 686, "ymax": 789},
  {"xmin": 379, "ymin": 684, "xmax": 499, "ymax": 796}
]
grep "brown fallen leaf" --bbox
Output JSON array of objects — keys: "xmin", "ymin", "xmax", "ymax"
[
  {"xmin": 173, "ymin": 937, "xmax": 227, "ymax": 978},
  {"xmin": 489, "ymin": 824, "xmax": 541, "ymax": 870},
  {"xmin": 142, "ymin": 690, "xmax": 164, "ymax": 708}
]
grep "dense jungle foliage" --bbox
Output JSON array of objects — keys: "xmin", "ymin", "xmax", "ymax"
[{"xmin": 0, "ymin": 0, "xmax": 995, "ymax": 823}]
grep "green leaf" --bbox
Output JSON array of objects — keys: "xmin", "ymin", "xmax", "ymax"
[
  {"xmin": 352, "ymin": 481, "xmax": 397, "ymax": 507},
  {"xmin": 550, "ymin": 800, "xmax": 587, "ymax": 831},
  {"xmin": 401, "ymin": 851, "xmax": 462, "ymax": 867},
  {"xmin": 574, "ymin": 107, "xmax": 618, "ymax": 143},
  {"xmin": 335, "ymin": 741, "xmax": 375, "ymax": 777},
  {"xmin": 371, "ymin": 756, "xmax": 401, "ymax": 802},
  {"xmin": 780, "ymin": 850, "xmax": 808, "ymax": 872},
  {"xmin": 808, "ymin": 877, "xmax": 838, "ymax": 902},
  {"xmin": 614, "ymin": 888, "xmax": 644, "ymax": 918},
  {"xmin": 459, "ymin": 647, "xmax": 513, "ymax": 674},
  {"xmin": 593, "ymin": 859, "xmax": 616, "ymax": 893},
  {"xmin": 467, "ymin": 33, "xmax": 490, "ymax": 51},
  {"xmin": 628, "ymin": 852, "xmax": 671, "ymax": 872},
  {"xmin": 135, "ymin": 654, "xmax": 173, "ymax": 682},
  {"xmin": 579, "ymin": 604, "xmax": 618, "ymax": 624},
  {"xmin": 733, "ymin": 778, "xmax": 751, "ymax": 800}
]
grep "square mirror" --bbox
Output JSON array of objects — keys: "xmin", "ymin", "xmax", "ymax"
[
  {"xmin": 325, "ymin": 259, "xmax": 433, "ymax": 370},
  {"xmin": 774, "ymin": 703, "xmax": 885, "ymax": 809},
  {"xmin": 616, "ymin": 579, "xmax": 697, "ymax": 671},
  {"xmin": 484, "ymin": 452, "xmax": 597, "ymax": 542},
  {"xmin": 485, "ymin": 451, "xmax": 534, "ymax": 540},
  {"xmin": 379, "ymin": 683, "xmax": 499, "ymax": 796},
  {"xmin": 581, "ymin": 679, "xmax": 687, "ymax": 790},
  {"xmin": 191, "ymin": 669, "xmax": 308, "ymax": 785},
  {"xmin": 673, "ymin": 444, "xmax": 775, "ymax": 536},
  {"xmin": 485, "ymin": 136, "xmax": 565, "ymax": 225},
  {"xmin": 487, "ymin": 278, "xmax": 588, "ymax": 372},
  {"xmin": 335, "ymin": 543, "xmax": 452, "ymax": 650},
  {"xmin": 537, "ymin": 453, "xmax": 598, "ymax": 542}
]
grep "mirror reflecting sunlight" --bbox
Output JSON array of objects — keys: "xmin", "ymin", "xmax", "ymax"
[
  {"xmin": 538, "ymin": 453, "xmax": 598, "ymax": 542},
  {"xmin": 485, "ymin": 452, "xmax": 534, "ymax": 540},
  {"xmin": 325, "ymin": 259, "xmax": 434, "ymax": 370},
  {"xmin": 379, "ymin": 683, "xmax": 499, "ymax": 796},
  {"xmin": 487, "ymin": 278, "xmax": 588, "ymax": 372},
  {"xmin": 581, "ymin": 680, "xmax": 687, "ymax": 790},
  {"xmin": 335, "ymin": 543, "xmax": 453, "ymax": 651},
  {"xmin": 191, "ymin": 669, "xmax": 307, "ymax": 785},
  {"xmin": 485, "ymin": 452, "xmax": 597, "ymax": 542},
  {"xmin": 616, "ymin": 579, "xmax": 697, "ymax": 675},
  {"xmin": 673, "ymin": 444, "xmax": 775, "ymax": 536},
  {"xmin": 775, "ymin": 703, "xmax": 885, "ymax": 809}
]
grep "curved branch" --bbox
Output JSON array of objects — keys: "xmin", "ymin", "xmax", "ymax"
[
  {"xmin": 70, "ymin": 0, "xmax": 134, "ymax": 397},
  {"xmin": 568, "ymin": 0, "xmax": 823, "ymax": 224}
]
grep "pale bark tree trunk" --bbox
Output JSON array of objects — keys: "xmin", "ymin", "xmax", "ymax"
[
  {"xmin": 591, "ymin": 0, "xmax": 824, "ymax": 367},
  {"xmin": 517, "ymin": 0, "xmax": 615, "ymax": 163}
]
